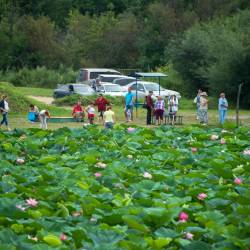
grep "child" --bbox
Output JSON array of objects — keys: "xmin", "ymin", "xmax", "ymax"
[
  {"xmin": 0, "ymin": 95, "xmax": 11, "ymax": 131},
  {"xmin": 86, "ymin": 102, "xmax": 95, "ymax": 124},
  {"xmin": 28, "ymin": 104, "xmax": 39, "ymax": 122},
  {"xmin": 72, "ymin": 100, "xmax": 84, "ymax": 121},
  {"xmin": 39, "ymin": 110, "xmax": 50, "ymax": 129},
  {"xmin": 154, "ymin": 96, "xmax": 165, "ymax": 125},
  {"xmin": 103, "ymin": 106, "xmax": 115, "ymax": 129}
]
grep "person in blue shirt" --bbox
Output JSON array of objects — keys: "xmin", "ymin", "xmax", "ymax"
[
  {"xmin": 125, "ymin": 87, "xmax": 135, "ymax": 122},
  {"xmin": 218, "ymin": 92, "xmax": 228, "ymax": 125}
]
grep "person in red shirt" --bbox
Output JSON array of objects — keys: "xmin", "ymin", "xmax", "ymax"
[
  {"xmin": 95, "ymin": 94, "xmax": 109, "ymax": 120},
  {"xmin": 72, "ymin": 100, "xmax": 84, "ymax": 120}
]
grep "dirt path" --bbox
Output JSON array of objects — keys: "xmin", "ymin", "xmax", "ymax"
[{"xmin": 28, "ymin": 96, "xmax": 54, "ymax": 105}]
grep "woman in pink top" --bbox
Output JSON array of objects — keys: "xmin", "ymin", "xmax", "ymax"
[{"xmin": 154, "ymin": 96, "xmax": 165, "ymax": 125}]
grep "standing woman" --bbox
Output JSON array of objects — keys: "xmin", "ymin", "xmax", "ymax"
[
  {"xmin": 0, "ymin": 95, "xmax": 11, "ymax": 131},
  {"xmin": 168, "ymin": 94, "xmax": 178, "ymax": 125},
  {"xmin": 199, "ymin": 92, "xmax": 208, "ymax": 125},
  {"xmin": 218, "ymin": 93, "xmax": 228, "ymax": 125},
  {"xmin": 154, "ymin": 96, "xmax": 165, "ymax": 125}
]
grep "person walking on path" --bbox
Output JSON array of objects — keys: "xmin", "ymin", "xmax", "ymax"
[
  {"xmin": 103, "ymin": 106, "xmax": 115, "ymax": 129},
  {"xmin": 39, "ymin": 110, "xmax": 50, "ymax": 130},
  {"xmin": 194, "ymin": 89, "xmax": 202, "ymax": 120},
  {"xmin": 0, "ymin": 95, "xmax": 11, "ymax": 131},
  {"xmin": 168, "ymin": 94, "xmax": 179, "ymax": 125},
  {"xmin": 218, "ymin": 92, "xmax": 228, "ymax": 125},
  {"xmin": 146, "ymin": 91, "xmax": 154, "ymax": 125},
  {"xmin": 95, "ymin": 94, "xmax": 109, "ymax": 121},
  {"xmin": 125, "ymin": 87, "xmax": 135, "ymax": 122},
  {"xmin": 199, "ymin": 92, "xmax": 208, "ymax": 125},
  {"xmin": 154, "ymin": 96, "xmax": 165, "ymax": 125}
]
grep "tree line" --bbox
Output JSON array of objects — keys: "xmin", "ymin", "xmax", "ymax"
[{"xmin": 0, "ymin": 0, "xmax": 249, "ymax": 106}]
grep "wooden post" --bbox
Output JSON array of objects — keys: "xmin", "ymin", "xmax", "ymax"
[{"xmin": 236, "ymin": 83, "xmax": 243, "ymax": 127}]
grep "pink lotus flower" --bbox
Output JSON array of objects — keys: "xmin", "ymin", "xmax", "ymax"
[
  {"xmin": 60, "ymin": 233, "xmax": 67, "ymax": 241},
  {"xmin": 26, "ymin": 198, "xmax": 38, "ymax": 207},
  {"xmin": 16, "ymin": 158, "xmax": 25, "ymax": 164},
  {"xmin": 16, "ymin": 204, "xmax": 26, "ymax": 211},
  {"xmin": 95, "ymin": 172, "xmax": 102, "ymax": 178},
  {"xmin": 197, "ymin": 193, "xmax": 207, "ymax": 200},
  {"xmin": 211, "ymin": 134, "xmax": 219, "ymax": 140},
  {"xmin": 234, "ymin": 178, "xmax": 242, "ymax": 185},
  {"xmin": 127, "ymin": 127, "xmax": 135, "ymax": 133},
  {"xmin": 143, "ymin": 172, "xmax": 152, "ymax": 179},
  {"xmin": 243, "ymin": 149, "xmax": 250, "ymax": 155},
  {"xmin": 191, "ymin": 147, "xmax": 197, "ymax": 153},
  {"xmin": 184, "ymin": 232, "xmax": 194, "ymax": 240},
  {"xmin": 179, "ymin": 212, "xmax": 188, "ymax": 222},
  {"xmin": 220, "ymin": 138, "xmax": 226, "ymax": 144}
]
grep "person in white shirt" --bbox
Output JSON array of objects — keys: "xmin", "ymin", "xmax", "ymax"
[
  {"xmin": 0, "ymin": 95, "xmax": 11, "ymax": 131},
  {"xmin": 103, "ymin": 106, "xmax": 115, "ymax": 129},
  {"xmin": 39, "ymin": 110, "xmax": 50, "ymax": 129},
  {"xmin": 86, "ymin": 102, "xmax": 95, "ymax": 124}
]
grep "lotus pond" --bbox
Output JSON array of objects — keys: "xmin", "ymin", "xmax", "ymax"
[{"xmin": 0, "ymin": 125, "xmax": 249, "ymax": 250}]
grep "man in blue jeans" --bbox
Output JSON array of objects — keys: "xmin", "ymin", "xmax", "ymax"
[
  {"xmin": 125, "ymin": 87, "xmax": 135, "ymax": 122},
  {"xmin": 218, "ymin": 92, "xmax": 228, "ymax": 125},
  {"xmin": 0, "ymin": 95, "xmax": 10, "ymax": 131}
]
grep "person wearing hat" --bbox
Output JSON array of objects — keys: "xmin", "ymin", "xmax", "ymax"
[
  {"xmin": 199, "ymin": 92, "xmax": 208, "ymax": 125},
  {"xmin": 218, "ymin": 92, "xmax": 228, "ymax": 125},
  {"xmin": 95, "ymin": 94, "xmax": 109, "ymax": 121}
]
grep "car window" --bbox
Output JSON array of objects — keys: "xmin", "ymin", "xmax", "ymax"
[
  {"xmin": 90, "ymin": 71, "xmax": 121, "ymax": 79},
  {"xmin": 114, "ymin": 78, "xmax": 135, "ymax": 86},
  {"xmin": 74, "ymin": 85, "xmax": 92, "ymax": 93},
  {"xmin": 130, "ymin": 84, "xmax": 137, "ymax": 91},
  {"xmin": 100, "ymin": 76, "xmax": 121, "ymax": 83},
  {"xmin": 59, "ymin": 85, "xmax": 68, "ymax": 91},
  {"xmin": 130, "ymin": 83, "xmax": 144, "ymax": 91},
  {"xmin": 144, "ymin": 83, "xmax": 162, "ymax": 91}
]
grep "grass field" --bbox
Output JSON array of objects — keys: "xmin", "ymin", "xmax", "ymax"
[{"xmin": 1, "ymin": 86, "xmax": 249, "ymax": 130}]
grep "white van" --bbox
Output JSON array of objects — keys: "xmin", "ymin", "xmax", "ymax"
[{"xmin": 76, "ymin": 68, "xmax": 121, "ymax": 86}]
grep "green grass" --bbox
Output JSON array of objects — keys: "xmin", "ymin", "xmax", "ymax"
[{"xmin": 16, "ymin": 87, "xmax": 53, "ymax": 97}]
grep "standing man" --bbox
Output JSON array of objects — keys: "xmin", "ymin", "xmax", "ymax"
[
  {"xmin": 0, "ymin": 95, "xmax": 10, "ymax": 131},
  {"xmin": 95, "ymin": 94, "xmax": 109, "ymax": 121},
  {"xmin": 194, "ymin": 89, "xmax": 202, "ymax": 120},
  {"xmin": 103, "ymin": 106, "xmax": 115, "ymax": 129},
  {"xmin": 218, "ymin": 92, "xmax": 228, "ymax": 125},
  {"xmin": 146, "ymin": 91, "xmax": 154, "ymax": 125},
  {"xmin": 125, "ymin": 87, "xmax": 135, "ymax": 122}
]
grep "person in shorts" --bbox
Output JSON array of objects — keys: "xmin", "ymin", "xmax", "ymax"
[
  {"xmin": 72, "ymin": 100, "xmax": 84, "ymax": 121},
  {"xmin": 154, "ymin": 96, "xmax": 165, "ymax": 125},
  {"xmin": 124, "ymin": 87, "xmax": 135, "ymax": 122},
  {"xmin": 103, "ymin": 106, "xmax": 115, "ymax": 129},
  {"xmin": 86, "ymin": 102, "xmax": 95, "ymax": 124}
]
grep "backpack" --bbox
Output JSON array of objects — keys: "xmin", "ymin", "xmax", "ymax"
[{"xmin": 0, "ymin": 100, "xmax": 4, "ymax": 112}]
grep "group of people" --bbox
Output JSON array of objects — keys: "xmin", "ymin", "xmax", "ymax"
[
  {"xmin": 72, "ymin": 94, "xmax": 115, "ymax": 129},
  {"xmin": 124, "ymin": 87, "xmax": 179, "ymax": 126},
  {"xmin": 194, "ymin": 90, "xmax": 228, "ymax": 125},
  {"xmin": 0, "ymin": 89, "xmax": 229, "ymax": 131}
]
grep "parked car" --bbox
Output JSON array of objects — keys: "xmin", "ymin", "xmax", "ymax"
[
  {"xmin": 113, "ymin": 76, "xmax": 136, "ymax": 89},
  {"xmin": 93, "ymin": 74, "xmax": 126, "ymax": 90},
  {"xmin": 126, "ymin": 81, "xmax": 181, "ymax": 99},
  {"xmin": 76, "ymin": 68, "xmax": 121, "ymax": 86},
  {"xmin": 97, "ymin": 83, "xmax": 126, "ymax": 97},
  {"xmin": 53, "ymin": 84, "xmax": 95, "ymax": 98}
]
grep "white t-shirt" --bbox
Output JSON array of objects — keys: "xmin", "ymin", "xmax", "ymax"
[
  {"xmin": 4, "ymin": 101, "xmax": 9, "ymax": 111},
  {"xmin": 87, "ymin": 106, "xmax": 95, "ymax": 115}
]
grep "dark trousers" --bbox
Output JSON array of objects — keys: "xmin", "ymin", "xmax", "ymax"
[
  {"xmin": 146, "ymin": 107, "xmax": 152, "ymax": 125},
  {"xmin": 1, "ymin": 112, "xmax": 8, "ymax": 126}
]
